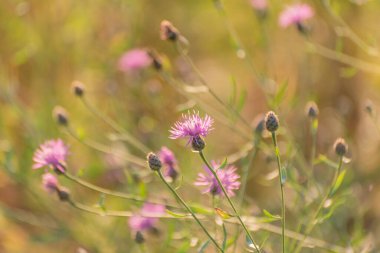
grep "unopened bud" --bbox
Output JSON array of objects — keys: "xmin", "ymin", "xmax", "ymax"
[
  {"xmin": 160, "ymin": 20, "xmax": 179, "ymax": 41},
  {"xmin": 72, "ymin": 81, "xmax": 85, "ymax": 97},
  {"xmin": 305, "ymin": 101, "xmax": 319, "ymax": 118},
  {"xmin": 135, "ymin": 231, "xmax": 145, "ymax": 244},
  {"xmin": 147, "ymin": 152, "xmax": 162, "ymax": 171},
  {"xmin": 57, "ymin": 187, "xmax": 70, "ymax": 202},
  {"xmin": 53, "ymin": 106, "xmax": 69, "ymax": 126},
  {"xmin": 252, "ymin": 114, "xmax": 265, "ymax": 135},
  {"xmin": 333, "ymin": 138, "xmax": 348, "ymax": 157},
  {"xmin": 147, "ymin": 50, "xmax": 162, "ymax": 71},
  {"xmin": 191, "ymin": 135, "xmax": 205, "ymax": 151},
  {"xmin": 264, "ymin": 111, "xmax": 279, "ymax": 132}
]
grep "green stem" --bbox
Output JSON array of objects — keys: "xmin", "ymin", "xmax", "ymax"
[
  {"xmin": 63, "ymin": 172, "xmax": 181, "ymax": 210},
  {"xmin": 156, "ymin": 170, "xmax": 224, "ymax": 252},
  {"xmin": 199, "ymin": 151, "xmax": 261, "ymax": 253},
  {"xmin": 271, "ymin": 132, "xmax": 285, "ymax": 253},
  {"xmin": 293, "ymin": 156, "xmax": 343, "ymax": 253}
]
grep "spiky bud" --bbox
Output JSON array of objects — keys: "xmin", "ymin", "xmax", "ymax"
[
  {"xmin": 53, "ymin": 106, "xmax": 69, "ymax": 126},
  {"xmin": 333, "ymin": 138, "xmax": 348, "ymax": 157},
  {"xmin": 147, "ymin": 152, "xmax": 162, "ymax": 171},
  {"xmin": 135, "ymin": 231, "xmax": 145, "ymax": 244},
  {"xmin": 305, "ymin": 101, "xmax": 319, "ymax": 118},
  {"xmin": 191, "ymin": 135, "xmax": 205, "ymax": 151},
  {"xmin": 160, "ymin": 20, "xmax": 179, "ymax": 41},
  {"xmin": 57, "ymin": 187, "xmax": 70, "ymax": 202},
  {"xmin": 264, "ymin": 111, "xmax": 279, "ymax": 132},
  {"xmin": 72, "ymin": 80, "xmax": 85, "ymax": 97}
]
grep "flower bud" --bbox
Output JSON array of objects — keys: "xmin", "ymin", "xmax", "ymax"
[
  {"xmin": 191, "ymin": 135, "xmax": 205, "ymax": 151},
  {"xmin": 305, "ymin": 101, "xmax": 319, "ymax": 118},
  {"xmin": 264, "ymin": 111, "xmax": 279, "ymax": 132},
  {"xmin": 135, "ymin": 231, "xmax": 145, "ymax": 244},
  {"xmin": 160, "ymin": 20, "xmax": 179, "ymax": 41},
  {"xmin": 252, "ymin": 114, "xmax": 265, "ymax": 135},
  {"xmin": 72, "ymin": 81, "xmax": 85, "ymax": 97},
  {"xmin": 147, "ymin": 152, "xmax": 162, "ymax": 171},
  {"xmin": 333, "ymin": 138, "xmax": 348, "ymax": 157},
  {"xmin": 57, "ymin": 187, "xmax": 70, "ymax": 202},
  {"xmin": 147, "ymin": 50, "xmax": 162, "ymax": 71},
  {"xmin": 53, "ymin": 106, "xmax": 69, "ymax": 126}
]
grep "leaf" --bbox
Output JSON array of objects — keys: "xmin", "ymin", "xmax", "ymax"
[
  {"xmin": 197, "ymin": 240, "xmax": 210, "ymax": 253},
  {"xmin": 138, "ymin": 181, "xmax": 147, "ymax": 198},
  {"xmin": 189, "ymin": 203, "xmax": 213, "ymax": 215},
  {"xmin": 314, "ymin": 154, "xmax": 339, "ymax": 169},
  {"xmin": 174, "ymin": 175, "xmax": 184, "ymax": 190},
  {"xmin": 330, "ymin": 170, "xmax": 347, "ymax": 196},
  {"xmin": 218, "ymin": 157, "xmax": 228, "ymax": 170},
  {"xmin": 166, "ymin": 209, "xmax": 188, "ymax": 218},
  {"xmin": 215, "ymin": 208, "xmax": 234, "ymax": 220},
  {"xmin": 263, "ymin": 209, "xmax": 281, "ymax": 220},
  {"xmin": 280, "ymin": 166, "xmax": 287, "ymax": 185},
  {"xmin": 270, "ymin": 80, "xmax": 288, "ymax": 109},
  {"xmin": 236, "ymin": 89, "xmax": 247, "ymax": 113},
  {"xmin": 222, "ymin": 222, "xmax": 228, "ymax": 251}
]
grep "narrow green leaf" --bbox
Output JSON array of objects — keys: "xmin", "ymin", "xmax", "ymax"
[
  {"xmin": 330, "ymin": 170, "xmax": 347, "ymax": 196},
  {"xmin": 189, "ymin": 203, "xmax": 213, "ymax": 215},
  {"xmin": 166, "ymin": 209, "xmax": 188, "ymax": 218},
  {"xmin": 215, "ymin": 208, "xmax": 234, "ymax": 220},
  {"xmin": 218, "ymin": 157, "xmax": 228, "ymax": 170},
  {"xmin": 314, "ymin": 154, "xmax": 339, "ymax": 169},
  {"xmin": 236, "ymin": 89, "xmax": 247, "ymax": 113},
  {"xmin": 263, "ymin": 209, "xmax": 281, "ymax": 220},
  {"xmin": 197, "ymin": 240, "xmax": 210, "ymax": 253},
  {"xmin": 222, "ymin": 222, "xmax": 228, "ymax": 251}
]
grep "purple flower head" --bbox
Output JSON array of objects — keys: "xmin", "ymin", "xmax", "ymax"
[
  {"xmin": 169, "ymin": 111, "xmax": 214, "ymax": 144},
  {"xmin": 250, "ymin": 0, "xmax": 268, "ymax": 11},
  {"xmin": 194, "ymin": 161, "xmax": 241, "ymax": 197},
  {"xmin": 159, "ymin": 146, "xmax": 179, "ymax": 181},
  {"xmin": 129, "ymin": 203, "xmax": 166, "ymax": 232},
  {"xmin": 279, "ymin": 3, "xmax": 314, "ymax": 28},
  {"xmin": 118, "ymin": 49, "xmax": 152, "ymax": 72},
  {"xmin": 33, "ymin": 139, "xmax": 69, "ymax": 173},
  {"xmin": 42, "ymin": 173, "xmax": 59, "ymax": 192}
]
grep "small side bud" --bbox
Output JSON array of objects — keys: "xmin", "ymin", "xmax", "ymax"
[
  {"xmin": 305, "ymin": 101, "xmax": 319, "ymax": 118},
  {"xmin": 72, "ymin": 81, "xmax": 85, "ymax": 97},
  {"xmin": 191, "ymin": 135, "xmax": 205, "ymax": 151},
  {"xmin": 264, "ymin": 111, "xmax": 279, "ymax": 132},
  {"xmin": 252, "ymin": 114, "xmax": 265, "ymax": 135},
  {"xmin": 147, "ymin": 152, "xmax": 162, "ymax": 171},
  {"xmin": 53, "ymin": 106, "xmax": 69, "ymax": 126},
  {"xmin": 364, "ymin": 99, "xmax": 373, "ymax": 115},
  {"xmin": 135, "ymin": 231, "xmax": 145, "ymax": 244},
  {"xmin": 147, "ymin": 50, "xmax": 162, "ymax": 71},
  {"xmin": 57, "ymin": 187, "xmax": 70, "ymax": 202},
  {"xmin": 333, "ymin": 138, "xmax": 348, "ymax": 157},
  {"xmin": 160, "ymin": 20, "xmax": 179, "ymax": 41}
]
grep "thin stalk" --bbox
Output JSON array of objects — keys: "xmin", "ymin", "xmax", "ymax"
[
  {"xmin": 63, "ymin": 172, "xmax": 181, "ymax": 210},
  {"xmin": 270, "ymin": 132, "xmax": 285, "ymax": 253},
  {"xmin": 80, "ymin": 97, "xmax": 149, "ymax": 154},
  {"xmin": 156, "ymin": 170, "xmax": 224, "ymax": 252},
  {"xmin": 293, "ymin": 157, "xmax": 343, "ymax": 253},
  {"xmin": 199, "ymin": 151, "xmax": 261, "ymax": 253}
]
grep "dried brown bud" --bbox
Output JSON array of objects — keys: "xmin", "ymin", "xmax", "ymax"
[
  {"xmin": 334, "ymin": 138, "xmax": 348, "ymax": 157},
  {"xmin": 53, "ymin": 106, "xmax": 69, "ymax": 126},
  {"xmin": 264, "ymin": 111, "xmax": 279, "ymax": 132},
  {"xmin": 160, "ymin": 20, "xmax": 179, "ymax": 41}
]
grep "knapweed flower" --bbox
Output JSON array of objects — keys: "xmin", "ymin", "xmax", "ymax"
[
  {"xmin": 33, "ymin": 139, "xmax": 69, "ymax": 173},
  {"xmin": 170, "ymin": 111, "xmax": 214, "ymax": 146},
  {"xmin": 118, "ymin": 49, "xmax": 152, "ymax": 72},
  {"xmin": 128, "ymin": 203, "xmax": 166, "ymax": 233},
  {"xmin": 42, "ymin": 173, "xmax": 59, "ymax": 192},
  {"xmin": 160, "ymin": 20, "xmax": 179, "ymax": 41},
  {"xmin": 159, "ymin": 146, "xmax": 179, "ymax": 181},
  {"xmin": 334, "ymin": 138, "xmax": 348, "ymax": 157},
  {"xmin": 194, "ymin": 161, "xmax": 241, "ymax": 197},
  {"xmin": 264, "ymin": 111, "xmax": 279, "ymax": 132},
  {"xmin": 250, "ymin": 0, "xmax": 268, "ymax": 11},
  {"xmin": 279, "ymin": 3, "xmax": 314, "ymax": 28}
]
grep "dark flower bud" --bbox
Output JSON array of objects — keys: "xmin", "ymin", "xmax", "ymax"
[
  {"xmin": 135, "ymin": 231, "xmax": 145, "ymax": 244},
  {"xmin": 334, "ymin": 138, "xmax": 348, "ymax": 157},
  {"xmin": 72, "ymin": 81, "xmax": 85, "ymax": 97},
  {"xmin": 191, "ymin": 135, "xmax": 205, "ymax": 151},
  {"xmin": 305, "ymin": 101, "xmax": 319, "ymax": 118},
  {"xmin": 364, "ymin": 99, "xmax": 373, "ymax": 115},
  {"xmin": 53, "ymin": 106, "xmax": 69, "ymax": 126},
  {"xmin": 57, "ymin": 187, "xmax": 70, "ymax": 202},
  {"xmin": 147, "ymin": 152, "xmax": 162, "ymax": 171},
  {"xmin": 264, "ymin": 111, "xmax": 279, "ymax": 132},
  {"xmin": 147, "ymin": 50, "xmax": 162, "ymax": 71},
  {"xmin": 252, "ymin": 114, "xmax": 265, "ymax": 135},
  {"xmin": 160, "ymin": 20, "xmax": 179, "ymax": 41}
]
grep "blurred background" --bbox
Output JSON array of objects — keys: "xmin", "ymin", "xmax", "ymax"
[{"xmin": 1, "ymin": 0, "xmax": 380, "ymax": 252}]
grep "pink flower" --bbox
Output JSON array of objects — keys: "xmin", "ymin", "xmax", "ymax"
[
  {"xmin": 250, "ymin": 0, "xmax": 268, "ymax": 11},
  {"xmin": 169, "ymin": 111, "xmax": 214, "ymax": 144},
  {"xmin": 159, "ymin": 146, "xmax": 179, "ymax": 181},
  {"xmin": 129, "ymin": 203, "xmax": 166, "ymax": 232},
  {"xmin": 42, "ymin": 173, "xmax": 58, "ymax": 192},
  {"xmin": 118, "ymin": 49, "xmax": 152, "ymax": 72},
  {"xmin": 33, "ymin": 139, "xmax": 69, "ymax": 173},
  {"xmin": 194, "ymin": 161, "xmax": 241, "ymax": 197},
  {"xmin": 279, "ymin": 3, "xmax": 314, "ymax": 28}
]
